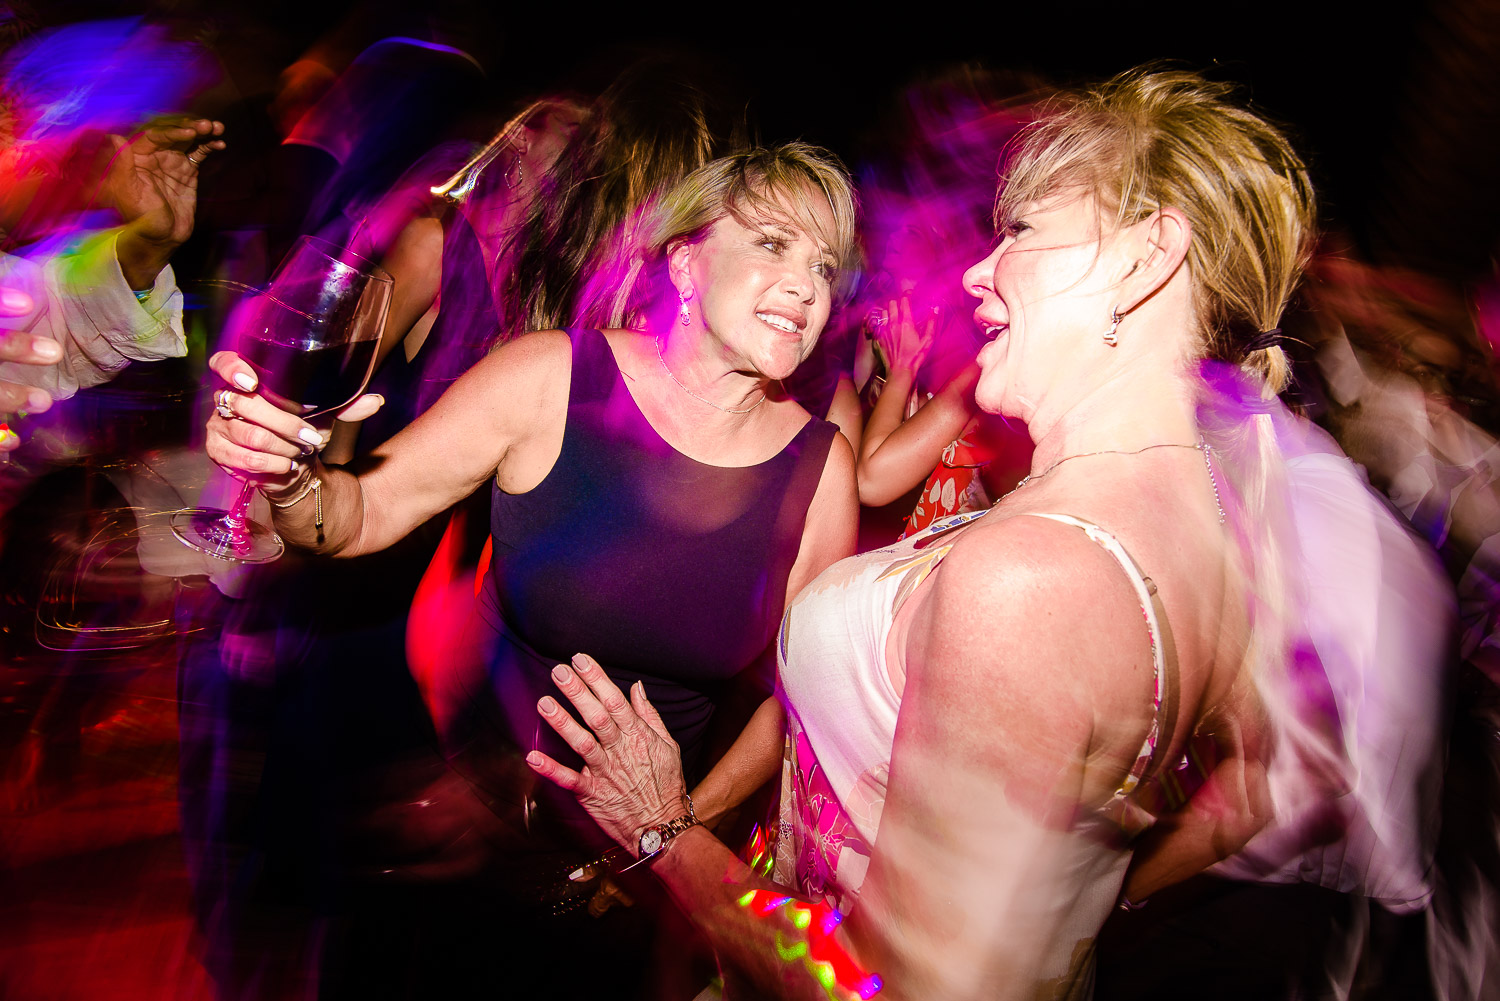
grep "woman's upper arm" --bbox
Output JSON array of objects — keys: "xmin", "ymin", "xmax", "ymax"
[
  {"xmin": 846, "ymin": 521, "xmax": 1146, "ymax": 998},
  {"xmin": 784, "ymin": 430, "xmax": 858, "ymax": 607},
  {"xmin": 376, "ymin": 215, "xmax": 443, "ymax": 367},
  {"xmin": 349, "ymin": 329, "xmax": 570, "ymax": 554},
  {"xmin": 825, "ymin": 375, "xmax": 863, "ymax": 456}
]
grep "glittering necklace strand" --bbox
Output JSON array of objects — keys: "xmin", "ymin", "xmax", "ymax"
[
  {"xmin": 1008, "ymin": 437, "xmax": 1227, "ymax": 525},
  {"xmin": 654, "ymin": 335, "xmax": 766, "ymax": 415}
]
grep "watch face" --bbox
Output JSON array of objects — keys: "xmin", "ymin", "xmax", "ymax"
[{"xmin": 639, "ymin": 828, "xmax": 664, "ymax": 856}]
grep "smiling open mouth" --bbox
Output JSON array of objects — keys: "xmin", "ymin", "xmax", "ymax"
[{"xmin": 756, "ymin": 312, "xmax": 799, "ymax": 334}]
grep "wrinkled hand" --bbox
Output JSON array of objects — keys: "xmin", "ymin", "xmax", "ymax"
[
  {"xmin": 527, "ymin": 653, "xmax": 689, "ymax": 852},
  {"xmin": 106, "ymin": 117, "xmax": 225, "ymax": 245},
  {"xmin": 204, "ymin": 350, "xmax": 383, "ymax": 486}
]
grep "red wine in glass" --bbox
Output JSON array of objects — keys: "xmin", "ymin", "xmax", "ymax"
[
  {"xmin": 171, "ymin": 236, "xmax": 392, "ymax": 564},
  {"xmin": 239, "ymin": 336, "xmax": 380, "ymax": 417}
]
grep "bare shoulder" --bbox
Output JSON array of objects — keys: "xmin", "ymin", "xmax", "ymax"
[
  {"xmin": 784, "ymin": 422, "xmax": 859, "ymax": 602},
  {"xmin": 930, "ymin": 512, "xmax": 1147, "ymax": 632},
  {"xmin": 823, "ymin": 427, "xmax": 856, "ymax": 484},
  {"xmin": 470, "ymin": 328, "xmax": 572, "ymax": 387},
  {"xmin": 383, "ymin": 215, "xmax": 444, "ymax": 282},
  {"xmin": 392, "ymin": 214, "xmax": 444, "ymax": 257},
  {"xmin": 903, "ymin": 513, "xmax": 1158, "ymax": 768},
  {"xmin": 417, "ymin": 328, "xmax": 572, "ymax": 438},
  {"xmin": 804, "ymin": 427, "xmax": 857, "ymax": 535}
]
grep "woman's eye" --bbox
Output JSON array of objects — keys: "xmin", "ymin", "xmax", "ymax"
[
  {"xmin": 760, "ymin": 236, "xmax": 787, "ymax": 253},
  {"xmin": 1001, "ymin": 221, "xmax": 1031, "ymax": 239}
]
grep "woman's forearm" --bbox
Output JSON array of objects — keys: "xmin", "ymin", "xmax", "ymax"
[
  {"xmin": 858, "ymin": 371, "xmax": 972, "ymax": 507},
  {"xmin": 262, "ymin": 459, "xmax": 369, "ymax": 556},
  {"xmin": 651, "ymin": 827, "xmax": 881, "ymax": 1000},
  {"xmin": 691, "ymin": 696, "xmax": 786, "ymax": 827}
]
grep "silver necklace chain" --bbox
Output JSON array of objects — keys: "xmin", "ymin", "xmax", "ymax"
[
  {"xmin": 1008, "ymin": 437, "xmax": 1227, "ymax": 524},
  {"xmin": 654, "ymin": 335, "xmax": 766, "ymax": 415}
]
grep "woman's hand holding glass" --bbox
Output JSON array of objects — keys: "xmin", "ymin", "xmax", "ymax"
[
  {"xmin": 203, "ymin": 350, "xmax": 384, "ymax": 486},
  {"xmin": 527, "ymin": 653, "xmax": 691, "ymax": 853}
]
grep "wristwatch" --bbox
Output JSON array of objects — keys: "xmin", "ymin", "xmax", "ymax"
[{"xmin": 635, "ymin": 797, "xmax": 701, "ymax": 866}]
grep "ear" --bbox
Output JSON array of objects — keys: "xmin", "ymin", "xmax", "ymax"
[
  {"xmin": 1117, "ymin": 207, "xmax": 1192, "ymax": 314},
  {"xmin": 666, "ymin": 239, "xmax": 694, "ymax": 297}
]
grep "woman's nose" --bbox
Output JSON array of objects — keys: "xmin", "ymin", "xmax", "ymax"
[
  {"xmin": 962, "ymin": 251, "xmax": 998, "ymax": 300},
  {"xmin": 783, "ymin": 274, "xmax": 814, "ymax": 303}
]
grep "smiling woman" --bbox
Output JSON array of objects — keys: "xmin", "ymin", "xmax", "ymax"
[{"xmin": 199, "ymin": 144, "xmax": 861, "ymax": 997}]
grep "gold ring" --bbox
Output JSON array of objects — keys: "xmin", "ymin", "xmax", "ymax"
[{"xmin": 187, "ymin": 149, "xmax": 207, "ymax": 166}]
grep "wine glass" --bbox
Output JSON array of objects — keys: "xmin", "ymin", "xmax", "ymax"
[{"xmin": 171, "ymin": 236, "xmax": 392, "ymax": 563}]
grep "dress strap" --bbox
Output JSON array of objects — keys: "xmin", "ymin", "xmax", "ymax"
[
  {"xmin": 564, "ymin": 327, "xmax": 621, "ymax": 405},
  {"xmin": 1018, "ymin": 513, "xmax": 1180, "ymax": 833}
]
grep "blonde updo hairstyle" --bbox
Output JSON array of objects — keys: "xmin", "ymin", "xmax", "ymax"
[
  {"xmin": 620, "ymin": 142, "xmax": 860, "ymax": 327},
  {"xmin": 997, "ymin": 68, "xmax": 1316, "ymax": 394}
]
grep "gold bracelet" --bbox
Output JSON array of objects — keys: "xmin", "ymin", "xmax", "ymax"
[
  {"xmin": 267, "ymin": 476, "xmax": 324, "ymax": 534},
  {"xmin": 266, "ymin": 474, "xmax": 316, "ymax": 508}
]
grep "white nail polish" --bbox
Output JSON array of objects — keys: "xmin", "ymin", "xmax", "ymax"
[
  {"xmin": 298, "ymin": 428, "xmax": 321, "ymax": 446},
  {"xmin": 233, "ymin": 372, "xmax": 256, "ymax": 391}
]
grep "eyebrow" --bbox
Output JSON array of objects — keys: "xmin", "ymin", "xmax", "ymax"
[{"xmin": 752, "ymin": 218, "xmax": 838, "ymax": 263}]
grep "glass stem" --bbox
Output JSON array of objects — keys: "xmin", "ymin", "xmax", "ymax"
[{"xmin": 222, "ymin": 480, "xmax": 258, "ymax": 536}]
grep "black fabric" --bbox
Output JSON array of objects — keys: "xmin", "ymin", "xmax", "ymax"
[{"xmin": 476, "ymin": 327, "xmax": 836, "ymax": 780}]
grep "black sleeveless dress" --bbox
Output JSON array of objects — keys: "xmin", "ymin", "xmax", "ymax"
[{"xmin": 454, "ymin": 327, "xmax": 835, "ymax": 850}]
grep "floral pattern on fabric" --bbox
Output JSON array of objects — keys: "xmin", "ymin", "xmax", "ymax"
[
  {"xmin": 777, "ymin": 712, "xmax": 887, "ymax": 913},
  {"xmin": 901, "ymin": 429, "xmax": 994, "ymax": 540},
  {"xmin": 874, "ymin": 510, "xmax": 987, "ymax": 616}
]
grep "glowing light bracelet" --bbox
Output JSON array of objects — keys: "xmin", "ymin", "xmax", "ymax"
[{"xmin": 735, "ymin": 888, "xmax": 883, "ymax": 1000}]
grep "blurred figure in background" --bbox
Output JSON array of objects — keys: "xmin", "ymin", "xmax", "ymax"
[
  {"xmin": 844, "ymin": 70, "xmax": 1039, "ymax": 548},
  {"xmin": 0, "ymin": 17, "xmax": 223, "ymax": 451},
  {"xmin": 1278, "ymin": 255, "xmax": 1500, "ymax": 1001}
]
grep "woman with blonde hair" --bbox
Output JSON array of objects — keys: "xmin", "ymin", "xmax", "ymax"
[
  {"xmin": 202, "ymin": 142, "xmax": 860, "ymax": 997},
  {"xmin": 525, "ymin": 67, "xmax": 1322, "ymax": 999}
]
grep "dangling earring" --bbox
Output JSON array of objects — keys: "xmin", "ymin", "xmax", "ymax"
[
  {"xmin": 679, "ymin": 288, "xmax": 693, "ymax": 326},
  {"xmin": 1103, "ymin": 308, "xmax": 1122, "ymax": 347}
]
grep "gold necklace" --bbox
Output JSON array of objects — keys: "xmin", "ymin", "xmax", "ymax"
[
  {"xmin": 1008, "ymin": 438, "xmax": 1226, "ymax": 524},
  {"xmin": 654, "ymin": 335, "xmax": 766, "ymax": 415}
]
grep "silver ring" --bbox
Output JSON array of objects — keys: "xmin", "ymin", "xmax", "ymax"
[
  {"xmin": 186, "ymin": 148, "xmax": 207, "ymax": 166},
  {"xmin": 215, "ymin": 388, "xmax": 235, "ymax": 420}
]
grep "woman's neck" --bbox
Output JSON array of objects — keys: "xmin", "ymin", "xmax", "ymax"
[
  {"xmin": 654, "ymin": 324, "xmax": 771, "ymax": 416},
  {"xmin": 1026, "ymin": 366, "xmax": 1200, "ymax": 476}
]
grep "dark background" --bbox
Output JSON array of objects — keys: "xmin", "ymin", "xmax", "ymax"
[{"xmin": 23, "ymin": 0, "xmax": 1500, "ymax": 279}]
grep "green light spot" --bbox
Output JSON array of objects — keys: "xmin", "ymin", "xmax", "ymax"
[
  {"xmin": 794, "ymin": 909, "xmax": 812, "ymax": 930},
  {"xmin": 737, "ymin": 891, "xmax": 756, "ymax": 908},
  {"xmin": 775, "ymin": 932, "xmax": 809, "ymax": 961}
]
